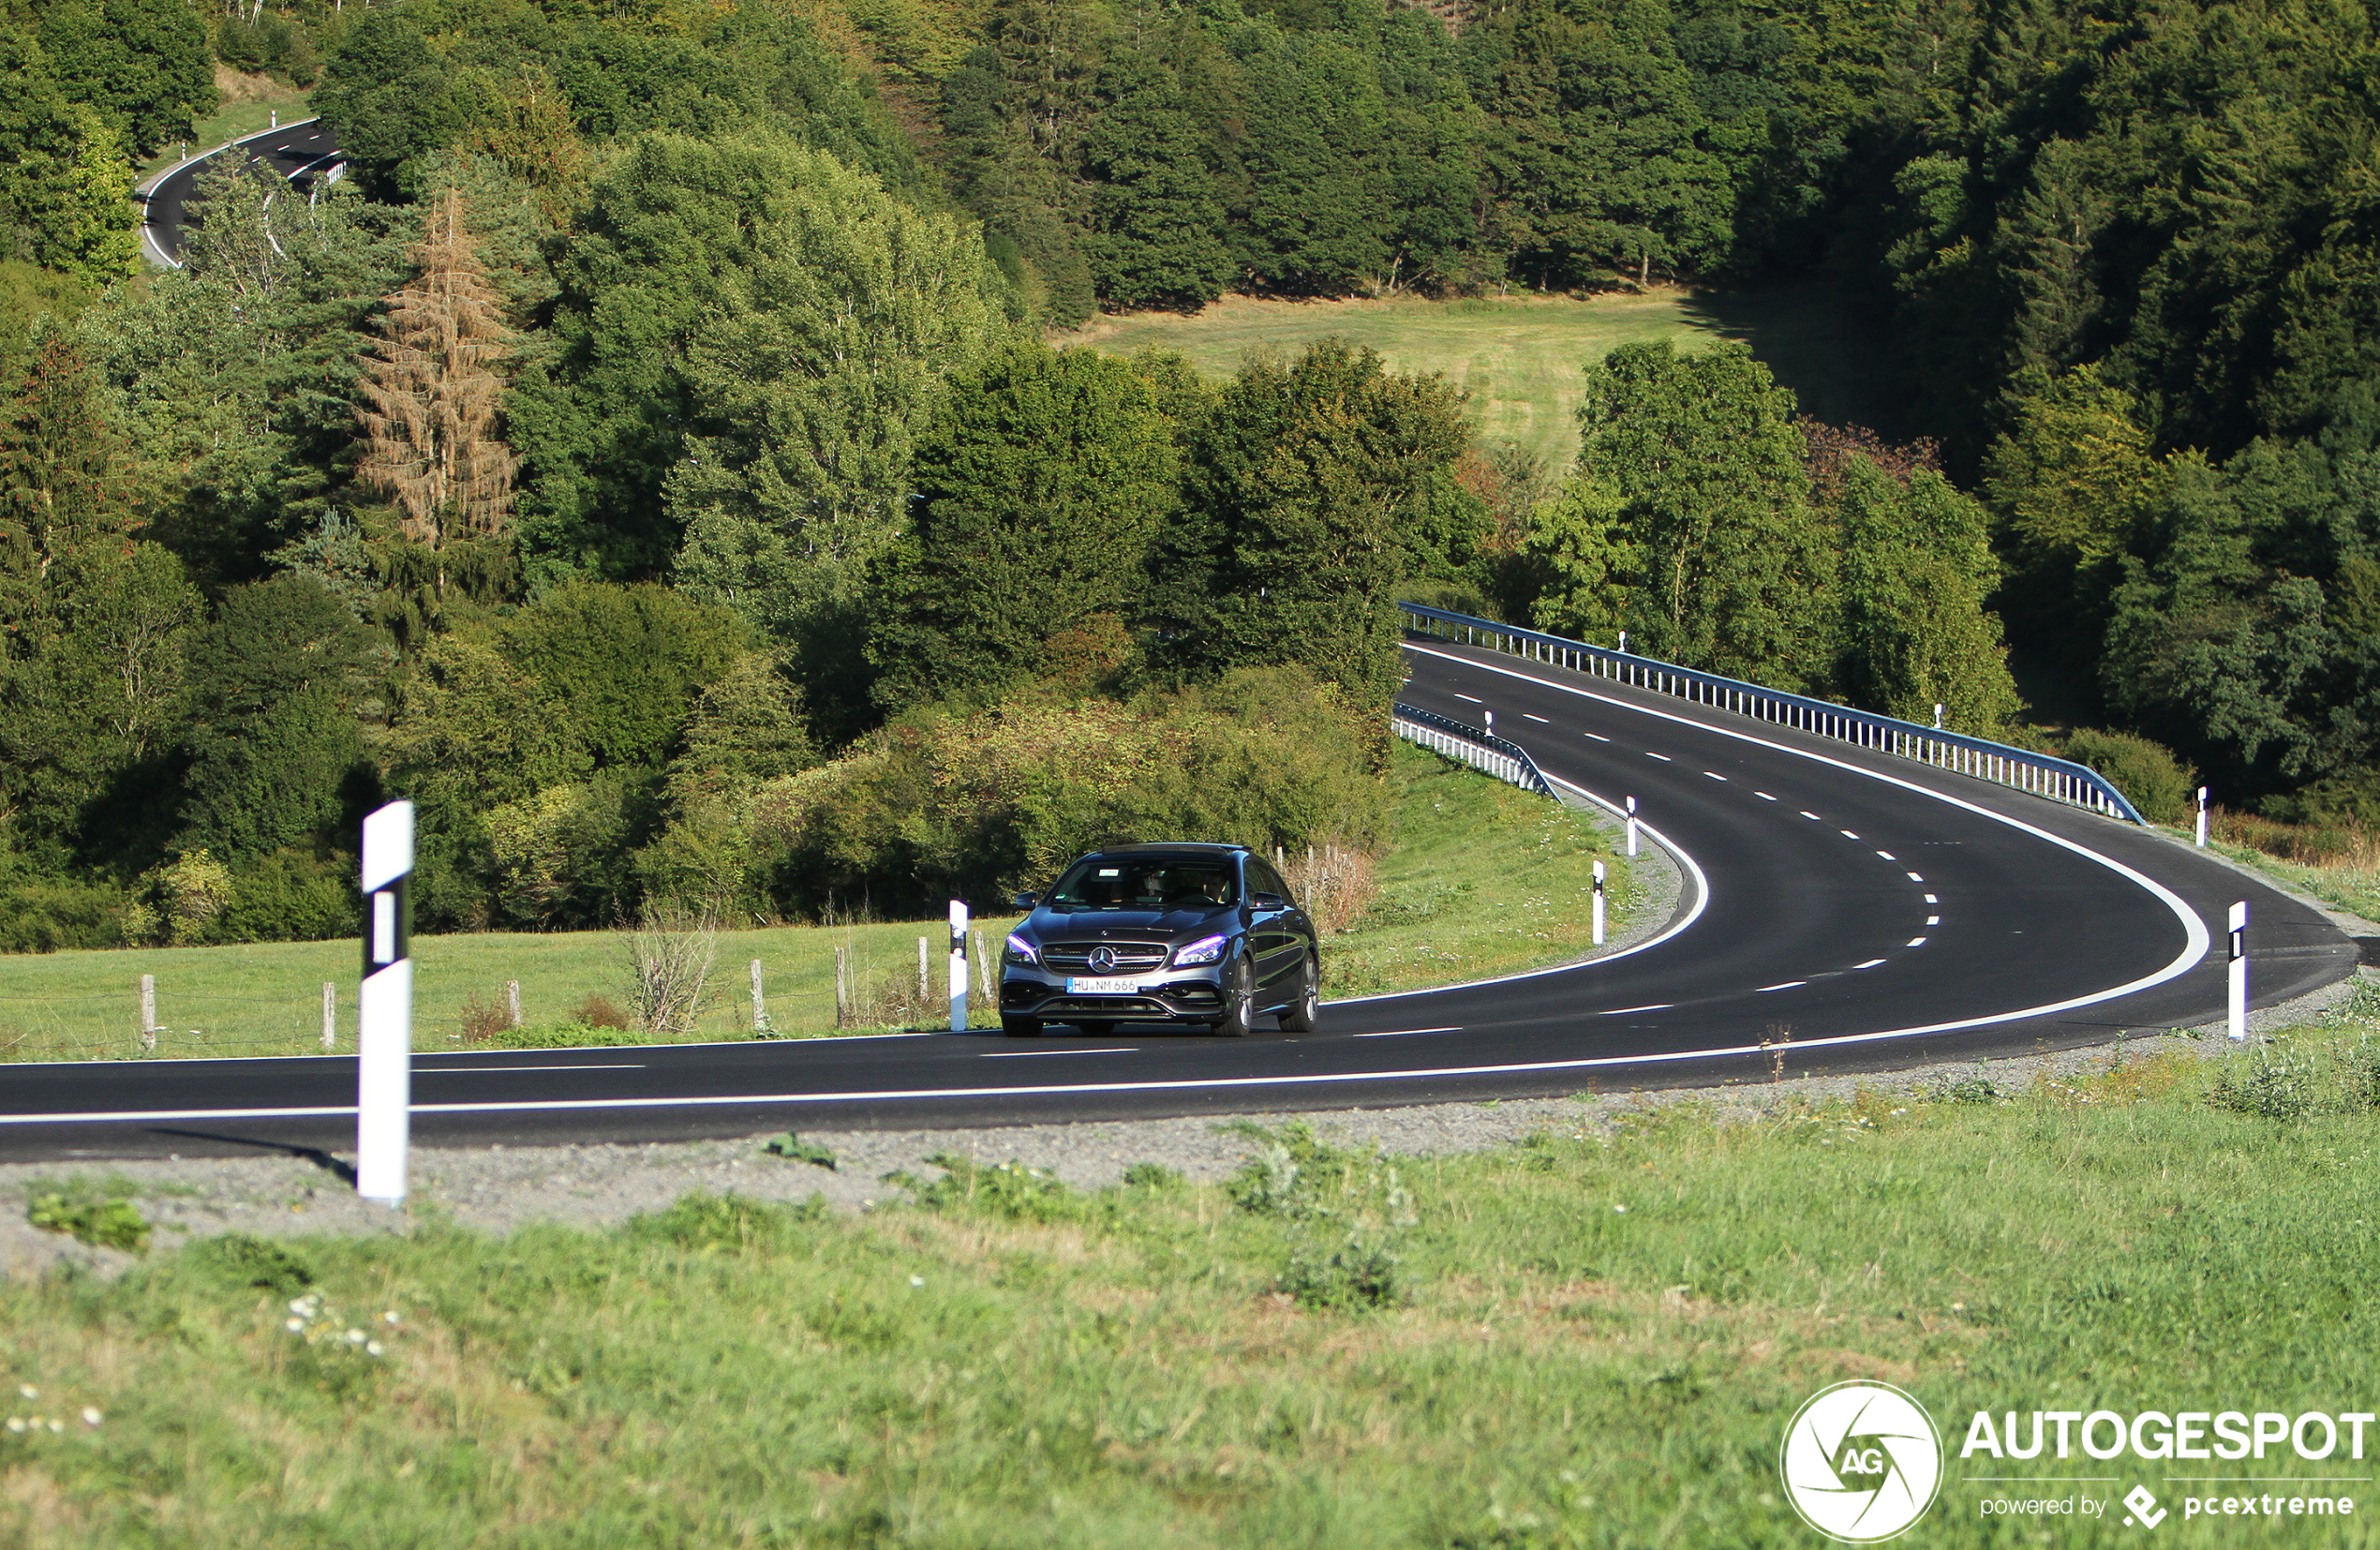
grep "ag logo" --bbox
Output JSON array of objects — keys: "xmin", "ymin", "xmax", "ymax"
[{"xmin": 1779, "ymin": 1380, "xmax": 1942, "ymax": 1543}]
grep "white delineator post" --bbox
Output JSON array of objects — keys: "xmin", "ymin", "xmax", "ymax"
[
  {"xmin": 1592, "ymin": 861, "xmax": 1607, "ymax": 946},
  {"xmin": 2196, "ymin": 786, "xmax": 2210, "ymax": 848},
  {"xmin": 357, "ymin": 800, "xmax": 414, "ymax": 1209},
  {"xmin": 948, "ymin": 902, "xmax": 970, "ymax": 1033},
  {"xmin": 2227, "ymin": 901, "xmax": 2248, "ymax": 1042},
  {"xmin": 1625, "ymin": 796, "xmax": 1639, "ymax": 857}
]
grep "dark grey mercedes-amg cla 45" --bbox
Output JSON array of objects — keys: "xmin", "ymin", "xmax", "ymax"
[{"xmin": 996, "ymin": 842, "xmax": 1320, "ymax": 1037}]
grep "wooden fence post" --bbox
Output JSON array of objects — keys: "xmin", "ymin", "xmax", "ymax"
[
  {"xmin": 750, "ymin": 959, "xmax": 766, "ymax": 1032},
  {"xmin": 321, "ymin": 982, "xmax": 336, "ymax": 1050},
  {"xmin": 506, "ymin": 980, "xmax": 522, "ymax": 1028}
]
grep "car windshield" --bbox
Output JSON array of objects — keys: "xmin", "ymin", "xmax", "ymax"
[{"xmin": 1047, "ymin": 857, "xmax": 1238, "ymax": 911}]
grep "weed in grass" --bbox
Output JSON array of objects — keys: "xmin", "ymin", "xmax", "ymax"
[
  {"xmin": 1120, "ymin": 1161, "xmax": 1182, "ymax": 1189},
  {"xmin": 1281, "ymin": 1233, "xmax": 1409, "ymax": 1312},
  {"xmin": 629, "ymin": 1191, "xmax": 826, "ymax": 1252},
  {"xmin": 184, "ymin": 1233, "xmax": 313, "ymax": 1293},
  {"xmin": 1928, "ymin": 1073, "xmax": 2002, "ymax": 1105},
  {"xmin": 885, "ymin": 1153, "xmax": 1079, "ymax": 1221},
  {"xmin": 26, "ymin": 1192, "xmax": 149, "ymax": 1253},
  {"xmin": 762, "ymin": 1132, "xmax": 837, "ymax": 1170},
  {"xmin": 2210, "ymin": 1038, "xmax": 2337, "ymax": 1120}
]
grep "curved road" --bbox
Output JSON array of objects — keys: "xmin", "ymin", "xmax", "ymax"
[
  {"xmin": 2, "ymin": 641, "xmax": 2355, "ymax": 1161},
  {"xmin": 137, "ymin": 117, "xmax": 341, "ymax": 268}
]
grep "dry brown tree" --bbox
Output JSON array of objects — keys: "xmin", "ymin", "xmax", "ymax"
[{"xmin": 355, "ymin": 187, "xmax": 519, "ymax": 559}]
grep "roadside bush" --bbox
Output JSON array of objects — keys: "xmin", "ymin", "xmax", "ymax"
[
  {"xmin": 0, "ymin": 874, "xmax": 126, "ymax": 952},
  {"xmin": 2205, "ymin": 1032, "xmax": 2380, "ymax": 1121},
  {"xmin": 2059, "ymin": 727, "xmax": 2194, "ymax": 824}
]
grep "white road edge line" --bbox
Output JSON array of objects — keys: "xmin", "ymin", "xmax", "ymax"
[
  {"xmin": 417, "ymin": 1064, "xmax": 647, "ymax": 1072},
  {"xmin": 0, "ymin": 649, "xmax": 2214, "ymax": 1127},
  {"xmin": 982, "ymin": 1049, "xmax": 1135, "ymax": 1058},
  {"xmin": 1353, "ymin": 1027, "xmax": 1462, "ymax": 1038},
  {"xmin": 1600, "ymin": 1005, "xmax": 1673, "ymax": 1015},
  {"xmin": 1523, "ymin": 713, "xmax": 1552, "ymax": 723},
  {"xmin": 1852, "ymin": 960, "xmax": 1887, "ymax": 969}
]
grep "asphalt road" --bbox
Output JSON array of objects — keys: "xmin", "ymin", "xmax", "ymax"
[
  {"xmin": 137, "ymin": 117, "xmax": 341, "ymax": 267},
  {"xmin": 1, "ymin": 641, "xmax": 2355, "ymax": 1162}
]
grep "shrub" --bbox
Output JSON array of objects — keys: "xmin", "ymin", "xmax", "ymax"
[
  {"xmin": 1277, "ymin": 842, "xmax": 1378, "ymax": 935},
  {"xmin": 28, "ymin": 1193, "xmax": 150, "ymax": 1253},
  {"xmin": 2058, "ymin": 727, "xmax": 2194, "ymax": 824},
  {"xmin": 456, "ymin": 991, "xmax": 511, "ymax": 1044},
  {"xmin": 622, "ymin": 899, "xmax": 718, "ymax": 1036},
  {"xmin": 1120, "ymin": 1161, "xmax": 1182, "ymax": 1190},
  {"xmin": 574, "ymin": 994, "xmax": 631, "ymax": 1030}
]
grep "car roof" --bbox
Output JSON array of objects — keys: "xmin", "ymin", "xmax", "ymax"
[{"xmin": 1086, "ymin": 842, "xmax": 1248, "ymax": 857}]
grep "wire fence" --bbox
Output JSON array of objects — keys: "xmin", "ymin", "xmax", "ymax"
[{"xmin": 0, "ymin": 920, "xmax": 1022, "ymax": 1064}]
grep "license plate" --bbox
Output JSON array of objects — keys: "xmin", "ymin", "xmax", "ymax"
[{"xmin": 1067, "ymin": 976, "xmax": 1147, "ymax": 994}]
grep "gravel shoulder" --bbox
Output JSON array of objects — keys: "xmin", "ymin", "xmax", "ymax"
[{"xmin": 7, "ymin": 957, "xmax": 2363, "ymax": 1284}]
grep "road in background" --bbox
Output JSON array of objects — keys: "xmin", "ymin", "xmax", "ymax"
[
  {"xmin": 137, "ymin": 118, "xmax": 341, "ymax": 268},
  {"xmin": 1, "ymin": 640, "xmax": 2353, "ymax": 1160}
]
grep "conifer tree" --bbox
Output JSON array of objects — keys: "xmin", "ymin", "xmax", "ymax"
[{"xmin": 356, "ymin": 187, "xmax": 519, "ymax": 561}]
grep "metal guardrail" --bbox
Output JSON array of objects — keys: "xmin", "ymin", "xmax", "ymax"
[
  {"xmin": 1398, "ymin": 602, "xmax": 2144, "ymax": 824},
  {"xmin": 1391, "ymin": 702, "xmax": 1555, "ymax": 798}
]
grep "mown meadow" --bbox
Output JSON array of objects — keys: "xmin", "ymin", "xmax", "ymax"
[
  {"xmin": 0, "ymin": 747, "xmax": 1640, "ymax": 1063},
  {"xmin": 8, "ymin": 997, "xmax": 2380, "ymax": 1545}
]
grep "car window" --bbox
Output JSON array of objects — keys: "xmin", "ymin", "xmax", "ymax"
[
  {"xmin": 1049, "ymin": 857, "xmax": 1239, "ymax": 910},
  {"xmin": 1249, "ymin": 859, "xmax": 1291, "ymax": 902}
]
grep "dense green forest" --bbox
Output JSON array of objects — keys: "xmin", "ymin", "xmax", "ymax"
[{"xmin": 1, "ymin": 0, "xmax": 2375, "ymax": 949}]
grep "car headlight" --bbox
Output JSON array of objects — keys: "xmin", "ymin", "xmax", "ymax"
[
  {"xmin": 1004, "ymin": 932, "xmax": 1038, "ymax": 964},
  {"xmin": 1172, "ymin": 933, "xmax": 1227, "ymax": 967}
]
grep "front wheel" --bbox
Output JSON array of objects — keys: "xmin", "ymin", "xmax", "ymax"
[
  {"xmin": 1211, "ymin": 953, "xmax": 1255, "ymax": 1037},
  {"xmin": 1276, "ymin": 954, "xmax": 1319, "ymax": 1033},
  {"xmin": 1001, "ymin": 1015, "xmax": 1041, "ymax": 1038}
]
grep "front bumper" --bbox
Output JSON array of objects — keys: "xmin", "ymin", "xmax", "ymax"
[{"xmin": 1000, "ymin": 965, "xmax": 1227, "ymax": 1023}]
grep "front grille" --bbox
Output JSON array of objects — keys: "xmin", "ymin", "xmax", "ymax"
[{"xmin": 1040, "ymin": 941, "xmax": 1169, "ymax": 973}]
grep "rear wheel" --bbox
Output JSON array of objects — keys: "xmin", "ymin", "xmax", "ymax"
[
  {"xmin": 1276, "ymin": 954, "xmax": 1319, "ymax": 1033},
  {"xmin": 1001, "ymin": 1015, "xmax": 1041, "ymax": 1037},
  {"xmin": 1211, "ymin": 954, "xmax": 1256, "ymax": 1037}
]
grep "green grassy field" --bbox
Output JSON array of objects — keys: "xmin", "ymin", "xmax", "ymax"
[
  {"xmin": 1058, "ymin": 282, "xmax": 1894, "ymax": 472},
  {"xmin": 139, "ymin": 81, "xmax": 312, "ymax": 183},
  {"xmin": 0, "ymin": 744, "xmax": 1637, "ymax": 1062},
  {"xmin": 8, "ymin": 999, "xmax": 2379, "ymax": 1544}
]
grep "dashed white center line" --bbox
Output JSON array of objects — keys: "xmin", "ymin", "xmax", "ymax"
[
  {"xmin": 1876, "ymin": 849, "xmax": 1897, "ymax": 860},
  {"xmin": 1756, "ymin": 980, "xmax": 1807, "ymax": 992},
  {"xmin": 1852, "ymin": 959, "xmax": 1887, "ymax": 970},
  {"xmin": 1353, "ymin": 1026, "xmax": 1463, "ymax": 1038},
  {"xmin": 1645, "ymin": 752, "xmax": 1673, "ymax": 761},
  {"xmin": 1839, "ymin": 829, "xmax": 1861, "ymax": 839},
  {"xmin": 1906, "ymin": 936, "xmax": 1928, "ymax": 947},
  {"xmin": 1754, "ymin": 791, "xmax": 1777, "ymax": 800},
  {"xmin": 1584, "ymin": 732, "xmax": 1611, "ymax": 741},
  {"xmin": 1523, "ymin": 713, "xmax": 1551, "ymax": 723},
  {"xmin": 1601, "ymin": 1005, "xmax": 1673, "ymax": 1015},
  {"xmin": 1926, "ymin": 915, "xmax": 1941, "ymax": 925},
  {"xmin": 1906, "ymin": 872, "xmax": 1926, "ymax": 882},
  {"xmin": 1703, "ymin": 771, "xmax": 1728, "ymax": 781},
  {"xmin": 1454, "ymin": 693, "xmax": 1482, "ymax": 703},
  {"xmin": 1801, "ymin": 811, "xmax": 1822, "ymax": 820},
  {"xmin": 1924, "ymin": 893, "xmax": 1938, "ymax": 903},
  {"xmin": 982, "ymin": 1048, "xmax": 1136, "ymax": 1058}
]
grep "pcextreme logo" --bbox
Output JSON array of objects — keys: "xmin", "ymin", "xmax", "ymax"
[{"xmin": 1779, "ymin": 1381, "xmax": 1945, "ymax": 1543}]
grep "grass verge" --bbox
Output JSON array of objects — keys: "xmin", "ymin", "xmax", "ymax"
[
  {"xmin": 0, "ymin": 745, "xmax": 1632, "ymax": 1061},
  {"xmin": 8, "ymin": 996, "xmax": 2380, "ymax": 1544}
]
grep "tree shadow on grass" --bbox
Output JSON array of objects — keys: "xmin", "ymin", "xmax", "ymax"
[{"xmin": 1676, "ymin": 280, "xmax": 1905, "ymax": 436}]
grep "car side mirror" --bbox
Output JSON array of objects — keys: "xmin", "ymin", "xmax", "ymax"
[
  {"xmin": 1251, "ymin": 892, "xmax": 1286, "ymax": 911},
  {"xmin": 1012, "ymin": 892, "xmax": 1038, "ymax": 909}
]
